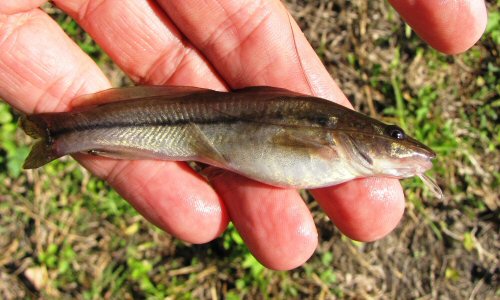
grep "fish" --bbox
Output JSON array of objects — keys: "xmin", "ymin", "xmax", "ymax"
[{"xmin": 19, "ymin": 85, "xmax": 442, "ymax": 197}]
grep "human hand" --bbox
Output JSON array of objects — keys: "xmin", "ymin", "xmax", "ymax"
[{"xmin": 0, "ymin": 0, "xmax": 486, "ymax": 270}]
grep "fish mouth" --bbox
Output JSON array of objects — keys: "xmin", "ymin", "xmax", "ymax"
[
  {"xmin": 421, "ymin": 145, "xmax": 436, "ymax": 160},
  {"xmin": 414, "ymin": 155, "xmax": 434, "ymax": 171},
  {"xmin": 373, "ymin": 156, "xmax": 434, "ymax": 179},
  {"xmin": 395, "ymin": 157, "xmax": 434, "ymax": 178},
  {"xmin": 406, "ymin": 136, "xmax": 436, "ymax": 159}
]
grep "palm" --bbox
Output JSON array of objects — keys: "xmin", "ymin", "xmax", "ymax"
[{"xmin": 0, "ymin": 0, "xmax": 486, "ymax": 270}]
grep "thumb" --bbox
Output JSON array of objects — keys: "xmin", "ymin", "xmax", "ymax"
[{"xmin": 389, "ymin": 0, "xmax": 487, "ymax": 54}]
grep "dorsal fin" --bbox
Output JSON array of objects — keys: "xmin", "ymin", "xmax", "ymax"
[
  {"xmin": 233, "ymin": 85, "xmax": 307, "ymax": 97},
  {"xmin": 70, "ymin": 85, "xmax": 211, "ymax": 108}
]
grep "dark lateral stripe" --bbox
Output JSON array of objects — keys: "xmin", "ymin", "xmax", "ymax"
[{"xmin": 50, "ymin": 113, "xmax": 335, "ymax": 138}]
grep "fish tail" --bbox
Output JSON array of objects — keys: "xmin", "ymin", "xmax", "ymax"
[{"xmin": 19, "ymin": 114, "xmax": 61, "ymax": 169}]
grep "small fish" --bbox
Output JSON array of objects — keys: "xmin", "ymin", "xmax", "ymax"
[{"xmin": 19, "ymin": 85, "xmax": 442, "ymax": 197}]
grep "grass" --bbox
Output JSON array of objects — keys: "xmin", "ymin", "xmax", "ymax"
[{"xmin": 1, "ymin": 0, "xmax": 499, "ymax": 298}]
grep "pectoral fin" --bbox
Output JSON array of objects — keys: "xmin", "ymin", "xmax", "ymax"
[{"xmin": 271, "ymin": 130, "xmax": 338, "ymax": 160}]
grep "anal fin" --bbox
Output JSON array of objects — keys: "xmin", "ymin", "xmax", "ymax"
[{"xmin": 83, "ymin": 149, "xmax": 147, "ymax": 160}]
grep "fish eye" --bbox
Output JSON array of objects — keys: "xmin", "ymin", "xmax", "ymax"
[{"xmin": 386, "ymin": 125, "xmax": 405, "ymax": 140}]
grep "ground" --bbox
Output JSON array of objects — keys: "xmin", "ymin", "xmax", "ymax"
[{"xmin": 0, "ymin": 1, "xmax": 498, "ymax": 299}]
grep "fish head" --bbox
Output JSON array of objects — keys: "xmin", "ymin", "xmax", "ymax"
[{"xmin": 342, "ymin": 123, "xmax": 436, "ymax": 179}]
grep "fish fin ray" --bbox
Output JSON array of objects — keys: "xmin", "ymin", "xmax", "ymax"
[
  {"xmin": 20, "ymin": 114, "xmax": 61, "ymax": 169},
  {"xmin": 19, "ymin": 114, "xmax": 45, "ymax": 138},
  {"xmin": 233, "ymin": 86, "xmax": 306, "ymax": 97},
  {"xmin": 187, "ymin": 123, "xmax": 228, "ymax": 165},
  {"xmin": 271, "ymin": 130, "xmax": 338, "ymax": 160},
  {"xmin": 82, "ymin": 149, "xmax": 162, "ymax": 161},
  {"xmin": 70, "ymin": 85, "xmax": 212, "ymax": 108},
  {"xmin": 83, "ymin": 149, "xmax": 132, "ymax": 159},
  {"xmin": 23, "ymin": 141, "xmax": 61, "ymax": 169}
]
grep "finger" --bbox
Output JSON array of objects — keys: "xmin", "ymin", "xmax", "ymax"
[
  {"xmin": 54, "ymin": 0, "xmax": 226, "ymax": 89},
  {"xmin": 158, "ymin": 0, "xmax": 405, "ymax": 241},
  {"xmin": 0, "ymin": 9, "xmax": 109, "ymax": 113},
  {"xmin": 210, "ymin": 173, "xmax": 318, "ymax": 271},
  {"xmin": 0, "ymin": 0, "xmax": 46, "ymax": 15},
  {"xmin": 312, "ymin": 178, "xmax": 405, "ymax": 242},
  {"xmin": 159, "ymin": 0, "xmax": 349, "ymax": 104},
  {"xmin": 76, "ymin": 156, "xmax": 229, "ymax": 243},
  {"xmin": 55, "ymin": 0, "xmax": 318, "ymax": 269},
  {"xmin": 0, "ymin": 8, "xmax": 228, "ymax": 243},
  {"xmin": 389, "ymin": 0, "xmax": 487, "ymax": 54}
]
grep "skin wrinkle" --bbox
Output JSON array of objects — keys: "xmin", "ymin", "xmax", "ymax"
[
  {"xmin": 184, "ymin": 0, "xmax": 335, "ymax": 99},
  {"xmin": 142, "ymin": 14, "xmax": 180, "ymax": 47},
  {"xmin": 191, "ymin": 0, "xmax": 274, "ymax": 86},
  {"xmin": 122, "ymin": 163, "xmax": 166, "ymax": 202},
  {"xmin": 77, "ymin": 2, "xmax": 156, "ymax": 68},
  {"xmin": 140, "ymin": 42, "xmax": 190, "ymax": 84},
  {"xmin": 102, "ymin": 160, "xmax": 130, "ymax": 191},
  {"xmin": 122, "ymin": 3, "xmax": 172, "ymax": 55},
  {"xmin": 0, "ymin": 39, "xmax": 24, "ymax": 100},
  {"xmin": 225, "ymin": 4, "xmax": 272, "ymax": 58},
  {"xmin": 71, "ymin": 154, "xmax": 118, "ymax": 179},
  {"xmin": 228, "ymin": 15, "xmax": 275, "ymax": 87},
  {"xmin": 32, "ymin": 59, "xmax": 101, "ymax": 113},
  {"xmin": 197, "ymin": 4, "xmax": 261, "ymax": 84},
  {"xmin": 0, "ymin": 0, "xmax": 46, "ymax": 15},
  {"xmin": 0, "ymin": 13, "xmax": 74, "ymax": 111},
  {"xmin": 33, "ymin": 75, "xmax": 70, "ymax": 113},
  {"xmin": 77, "ymin": 0, "xmax": 106, "ymax": 23},
  {"xmin": 198, "ymin": 3, "xmax": 242, "ymax": 51},
  {"xmin": 100, "ymin": 17, "xmax": 141, "ymax": 64},
  {"xmin": 282, "ymin": 8, "xmax": 317, "ymax": 97},
  {"xmin": 244, "ymin": 56, "xmax": 275, "ymax": 87},
  {"xmin": 0, "ymin": 12, "xmax": 27, "ymax": 44},
  {"xmin": 244, "ymin": 188, "xmax": 316, "ymax": 268},
  {"xmin": 125, "ymin": 164, "xmax": 173, "ymax": 225},
  {"xmin": 149, "ymin": 9, "xmax": 217, "ymax": 85},
  {"xmin": 161, "ymin": 48, "xmax": 219, "ymax": 87},
  {"xmin": 58, "ymin": 0, "xmax": 225, "ymax": 89},
  {"xmin": 0, "ymin": 14, "xmax": 45, "ymax": 84},
  {"xmin": 100, "ymin": 160, "xmax": 172, "ymax": 230},
  {"xmin": 104, "ymin": 159, "xmax": 227, "ymax": 242}
]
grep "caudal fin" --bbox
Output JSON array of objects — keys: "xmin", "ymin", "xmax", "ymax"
[{"xmin": 19, "ymin": 115, "xmax": 61, "ymax": 169}]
